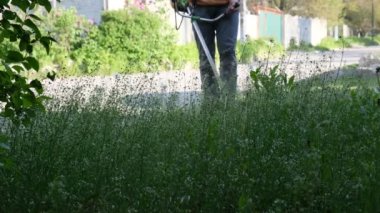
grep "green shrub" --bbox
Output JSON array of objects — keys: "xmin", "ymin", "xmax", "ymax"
[
  {"xmin": 171, "ymin": 42, "xmax": 199, "ymax": 69},
  {"xmin": 34, "ymin": 8, "xmax": 95, "ymax": 76},
  {"xmin": 237, "ymin": 38, "xmax": 285, "ymax": 63},
  {"xmin": 73, "ymin": 8, "xmax": 179, "ymax": 74},
  {"xmin": 344, "ymin": 36, "xmax": 379, "ymax": 46},
  {"xmin": 316, "ymin": 37, "xmax": 351, "ymax": 50},
  {"xmin": 287, "ymin": 40, "xmax": 315, "ymax": 52}
]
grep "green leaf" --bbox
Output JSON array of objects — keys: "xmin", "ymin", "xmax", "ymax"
[
  {"xmin": 24, "ymin": 19, "xmax": 41, "ymax": 38},
  {"xmin": 40, "ymin": 37, "xmax": 51, "ymax": 54},
  {"xmin": 47, "ymin": 71, "xmax": 56, "ymax": 81},
  {"xmin": 26, "ymin": 45, "xmax": 33, "ymax": 54},
  {"xmin": 39, "ymin": 95, "xmax": 52, "ymax": 101},
  {"xmin": 1, "ymin": 19, "xmax": 11, "ymax": 29},
  {"xmin": 9, "ymin": 33, "xmax": 17, "ymax": 42},
  {"xmin": 0, "ymin": 0, "xmax": 11, "ymax": 6},
  {"xmin": 10, "ymin": 0, "xmax": 30, "ymax": 12},
  {"xmin": 12, "ymin": 65, "xmax": 25, "ymax": 72},
  {"xmin": 38, "ymin": 0, "xmax": 52, "ymax": 12},
  {"xmin": 29, "ymin": 2, "xmax": 37, "ymax": 10},
  {"xmin": 19, "ymin": 39, "xmax": 28, "ymax": 52},
  {"xmin": 30, "ymin": 79, "xmax": 43, "ymax": 94},
  {"xmin": 22, "ymin": 61, "xmax": 32, "ymax": 70},
  {"xmin": 6, "ymin": 51, "xmax": 24, "ymax": 63},
  {"xmin": 28, "ymin": 14, "xmax": 42, "ymax": 22},
  {"xmin": 3, "ymin": 107, "xmax": 15, "ymax": 118},
  {"xmin": 3, "ymin": 10, "xmax": 16, "ymax": 20},
  {"xmin": 11, "ymin": 92, "xmax": 23, "ymax": 109},
  {"xmin": 21, "ymin": 93, "xmax": 35, "ymax": 108},
  {"xmin": 0, "ymin": 71, "xmax": 11, "ymax": 84},
  {"xmin": 26, "ymin": 57, "xmax": 39, "ymax": 71}
]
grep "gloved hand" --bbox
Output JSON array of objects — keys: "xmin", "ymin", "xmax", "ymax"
[{"xmin": 226, "ymin": 0, "xmax": 240, "ymax": 14}]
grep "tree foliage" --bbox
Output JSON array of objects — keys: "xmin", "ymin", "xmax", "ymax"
[
  {"xmin": 344, "ymin": 0, "xmax": 380, "ymax": 35},
  {"xmin": 0, "ymin": 0, "xmax": 58, "ymax": 125}
]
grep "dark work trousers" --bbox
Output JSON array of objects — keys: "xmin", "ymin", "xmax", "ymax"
[{"xmin": 192, "ymin": 5, "xmax": 239, "ymax": 99}]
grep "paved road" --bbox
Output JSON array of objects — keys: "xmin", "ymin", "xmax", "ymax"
[
  {"xmin": 287, "ymin": 46, "xmax": 380, "ymax": 64},
  {"xmin": 258, "ymin": 46, "xmax": 380, "ymax": 80}
]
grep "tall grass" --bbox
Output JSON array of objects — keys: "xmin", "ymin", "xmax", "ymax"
[{"xmin": 0, "ymin": 66, "xmax": 379, "ymax": 212}]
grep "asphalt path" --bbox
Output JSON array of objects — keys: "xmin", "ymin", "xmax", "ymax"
[{"xmin": 288, "ymin": 46, "xmax": 380, "ymax": 64}]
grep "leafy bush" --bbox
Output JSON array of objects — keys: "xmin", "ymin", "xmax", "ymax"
[
  {"xmin": 344, "ymin": 36, "xmax": 379, "ymax": 46},
  {"xmin": 73, "ymin": 8, "xmax": 179, "ymax": 74},
  {"xmin": 316, "ymin": 37, "xmax": 352, "ymax": 50},
  {"xmin": 34, "ymin": 8, "xmax": 95, "ymax": 76},
  {"xmin": 170, "ymin": 42, "xmax": 199, "ymax": 69},
  {"xmin": 250, "ymin": 65, "xmax": 295, "ymax": 93},
  {"xmin": 237, "ymin": 38, "xmax": 285, "ymax": 63},
  {"xmin": 287, "ymin": 40, "xmax": 315, "ymax": 52}
]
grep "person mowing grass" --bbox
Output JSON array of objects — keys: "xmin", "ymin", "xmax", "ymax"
[{"xmin": 172, "ymin": 0, "xmax": 240, "ymax": 101}]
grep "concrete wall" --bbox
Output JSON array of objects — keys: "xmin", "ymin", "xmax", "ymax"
[
  {"xmin": 107, "ymin": 0, "xmax": 126, "ymax": 10},
  {"xmin": 58, "ymin": 0, "xmax": 104, "ymax": 24},
  {"xmin": 239, "ymin": 13, "xmax": 259, "ymax": 40},
  {"xmin": 283, "ymin": 15, "xmax": 327, "ymax": 47},
  {"xmin": 310, "ymin": 18, "xmax": 327, "ymax": 46},
  {"xmin": 283, "ymin": 14, "xmax": 300, "ymax": 47},
  {"xmin": 57, "ymin": 0, "xmax": 125, "ymax": 24}
]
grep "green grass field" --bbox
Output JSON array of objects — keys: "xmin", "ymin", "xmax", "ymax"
[{"xmin": 1, "ymin": 69, "xmax": 379, "ymax": 212}]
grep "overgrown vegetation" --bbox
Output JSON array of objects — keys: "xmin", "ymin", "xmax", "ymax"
[
  {"xmin": 238, "ymin": 38, "xmax": 285, "ymax": 63},
  {"xmin": 1, "ymin": 65, "xmax": 379, "ymax": 212}
]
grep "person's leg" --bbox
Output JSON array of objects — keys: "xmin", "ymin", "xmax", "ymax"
[
  {"xmin": 215, "ymin": 8, "xmax": 239, "ymax": 98},
  {"xmin": 192, "ymin": 6, "xmax": 219, "ymax": 98}
]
